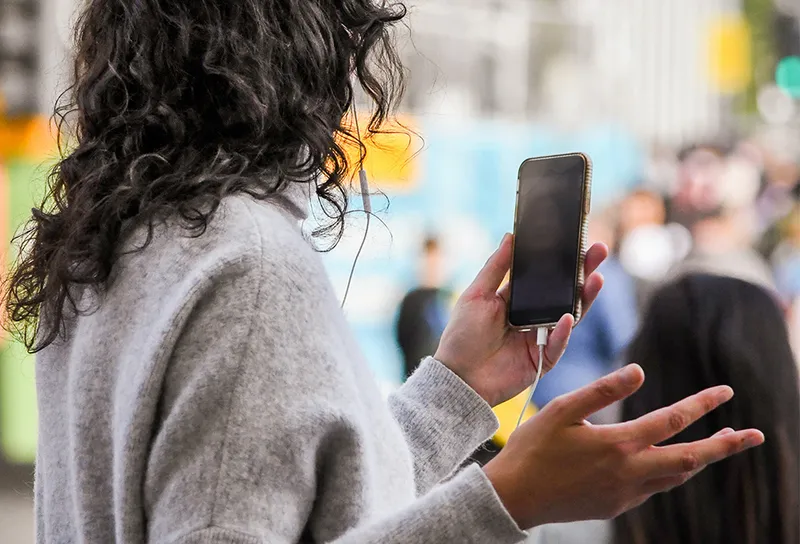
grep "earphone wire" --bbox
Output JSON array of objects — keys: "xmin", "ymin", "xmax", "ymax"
[
  {"xmin": 341, "ymin": 213, "xmax": 370, "ymax": 309},
  {"xmin": 341, "ymin": 99, "xmax": 372, "ymax": 309}
]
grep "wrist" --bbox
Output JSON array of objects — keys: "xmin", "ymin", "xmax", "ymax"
[
  {"xmin": 432, "ymin": 351, "xmax": 494, "ymax": 406},
  {"xmin": 483, "ymin": 458, "xmax": 536, "ymax": 530}
]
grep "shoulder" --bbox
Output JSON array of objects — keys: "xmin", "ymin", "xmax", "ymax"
[
  {"xmin": 114, "ymin": 194, "xmax": 322, "ymax": 296},
  {"xmin": 95, "ymin": 193, "xmax": 332, "ymax": 358}
]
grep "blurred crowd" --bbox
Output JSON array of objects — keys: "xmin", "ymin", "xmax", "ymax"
[
  {"xmin": 534, "ymin": 129, "xmax": 800, "ymax": 405},
  {"xmin": 605, "ymin": 131, "xmax": 800, "ymax": 350},
  {"xmin": 393, "ymin": 128, "xmax": 800, "ymax": 543},
  {"xmin": 527, "ymin": 129, "xmax": 800, "ymax": 415},
  {"xmin": 531, "ymin": 131, "xmax": 800, "ymax": 543},
  {"xmin": 397, "ymin": 127, "xmax": 800, "ymax": 402}
]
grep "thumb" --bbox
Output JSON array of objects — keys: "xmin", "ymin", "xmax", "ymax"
[
  {"xmin": 465, "ymin": 233, "xmax": 513, "ymax": 297},
  {"xmin": 552, "ymin": 364, "xmax": 645, "ymax": 424}
]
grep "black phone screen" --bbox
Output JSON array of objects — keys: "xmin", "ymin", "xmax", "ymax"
[{"xmin": 508, "ymin": 155, "xmax": 587, "ymax": 328}]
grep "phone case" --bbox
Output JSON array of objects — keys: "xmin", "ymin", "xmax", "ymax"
[{"xmin": 508, "ymin": 152, "xmax": 593, "ymax": 331}]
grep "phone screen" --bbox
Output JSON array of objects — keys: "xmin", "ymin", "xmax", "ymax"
[{"xmin": 509, "ymin": 155, "xmax": 588, "ymax": 328}]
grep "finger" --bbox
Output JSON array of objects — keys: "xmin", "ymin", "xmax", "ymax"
[
  {"xmin": 639, "ymin": 474, "xmax": 691, "ymax": 496},
  {"xmin": 637, "ymin": 428, "xmax": 735, "ymax": 492},
  {"xmin": 466, "ymin": 234, "xmax": 513, "ymax": 298},
  {"xmin": 548, "ymin": 364, "xmax": 645, "ymax": 424},
  {"xmin": 497, "ymin": 281, "xmax": 510, "ymax": 306},
  {"xmin": 578, "ymin": 272, "xmax": 604, "ymax": 319},
  {"xmin": 536, "ymin": 314, "xmax": 574, "ymax": 372},
  {"xmin": 610, "ymin": 386, "xmax": 734, "ymax": 446},
  {"xmin": 583, "ymin": 243, "xmax": 609, "ymax": 277},
  {"xmin": 639, "ymin": 429, "xmax": 764, "ymax": 479}
]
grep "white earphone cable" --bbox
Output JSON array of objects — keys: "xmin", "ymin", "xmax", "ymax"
[
  {"xmin": 341, "ymin": 210, "xmax": 370, "ymax": 309},
  {"xmin": 341, "ymin": 102, "xmax": 372, "ymax": 309}
]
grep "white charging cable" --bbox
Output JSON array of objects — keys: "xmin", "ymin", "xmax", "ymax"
[{"xmin": 515, "ymin": 327, "xmax": 548, "ymax": 430}]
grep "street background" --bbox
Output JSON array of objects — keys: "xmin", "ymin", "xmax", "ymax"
[{"xmin": 1, "ymin": 0, "xmax": 799, "ymax": 542}]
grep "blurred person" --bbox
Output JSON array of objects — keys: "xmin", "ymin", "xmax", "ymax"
[
  {"xmin": 535, "ymin": 274, "xmax": 800, "ymax": 544},
  {"xmin": 643, "ymin": 144, "xmax": 679, "ymax": 196},
  {"xmin": 771, "ymin": 206, "xmax": 800, "ymax": 359},
  {"xmin": 754, "ymin": 141, "xmax": 800, "ymax": 257},
  {"xmin": 617, "ymin": 275, "xmax": 799, "ymax": 544},
  {"xmin": 396, "ymin": 236, "xmax": 453, "ymax": 378},
  {"xmin": 1, "ymin": 1, "xmax": 764, "ymax": 543},
  {"xmin": 719, "ymin": 150, "xmax": 762, "ymax": 212},
  {"xmin": 772, "ymin": 205, "xmax": 800, "ymax": 301},
  {"xmin": 616, "ymin": 189, "xmax": 667, "ymax": 245},
  {"xmin": 758, "ymin": 147, "xmax": 799, "ymax": 223},
  {"xmin": 671, "ymin": 145, "xmax": 727, "ymax": 222},
  {"xmin": 676, "ymin": 208, "xmax": 775, "ymax": 293},
  {"xmin": 615, "ymin": 189, "xmax": 691, "ymax": 306},
  {"xmin": 789, "ymin": 297, "xmax": 800, "ymax": 363},
  {"xmin": 534, "ymin": 211, "xmax": 638, "ymax": 411}
]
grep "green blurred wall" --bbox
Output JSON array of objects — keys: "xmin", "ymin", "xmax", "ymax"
[{"xmin": 1, "ymin": 160, "xmax": 49, "ymax": 464}]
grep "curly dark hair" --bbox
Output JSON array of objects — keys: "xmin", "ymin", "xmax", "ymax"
[{"xmin": 2, "ymin": 0, "xmax": 407, "ymax": 352}]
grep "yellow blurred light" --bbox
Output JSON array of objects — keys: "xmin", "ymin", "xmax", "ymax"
[
  {"xmin": 707, "ymin": 15, "xmax": 752, "ymax": 94},
  {"xmin": 492, "ymin": 388, "xmax": 536, "ymax": 446},
  {"xmin": 339, "ymin": 114, "xmax": 419, "ymax": 193}
]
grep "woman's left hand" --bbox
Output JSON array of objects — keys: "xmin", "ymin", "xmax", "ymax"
[{"xmin": 434, "ymin": 234, "xmax": 608, "ymax": 407}]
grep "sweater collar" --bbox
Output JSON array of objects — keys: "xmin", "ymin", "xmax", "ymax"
[{"xmin": 273, "ymin": 180, "xmax": 313, "ymax": 222}]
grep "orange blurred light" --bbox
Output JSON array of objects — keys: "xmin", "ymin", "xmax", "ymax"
[
  {"xmin": 339, "ymin": 114, "xmax": 420, "ymax": 193},
  {"xmin": 0, "ymin": 162, "xmax": 8, "ymax": 344},
  {"xmin": 0, "ymin": 115, "xmax": 58, "ymax": 161}
]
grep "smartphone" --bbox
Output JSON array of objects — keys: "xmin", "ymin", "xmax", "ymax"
[{"xmin": 508, "ymin": 153, "xmax": 592, "ymax": 331}]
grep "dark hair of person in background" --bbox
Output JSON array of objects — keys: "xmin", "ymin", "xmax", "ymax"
[
  {"xmin": 2, "ymin": 0, "xmax": 406, "ymax": 352},
  {"xmin": 615, "ymin": 274, "xmax": 800, "ymax": 544}
]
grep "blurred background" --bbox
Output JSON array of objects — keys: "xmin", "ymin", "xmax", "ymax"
[{"xmin": 1, "ymin": 0, "xmax": 799, "ymax": 541}]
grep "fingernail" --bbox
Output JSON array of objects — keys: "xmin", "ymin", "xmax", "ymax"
[
  {"xmin": 745, "ymin": 431, "xmax": 765, "ymax": 447},
  {"xmin": 717, "ymin": 427, "xmax": 735, "ymax": 436},
  {"xmin": 620, "ymin": 364, "xmax": 641, "ymax": 386},
  {"xmin": 717, "ymin": 386, "xmax": 734, "ymax": 403},
  {"xmin": 501, "ymin": 233, "xmax": 511, "ymax": 245}
]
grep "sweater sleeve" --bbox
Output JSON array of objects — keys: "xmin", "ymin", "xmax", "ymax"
[
  {"xmin": 387, "ymin": 357, "xmax": 501, "ymax": 493},
  {"xmin": 332, "ymin": 465, "xmax": 525, "ymax": 543}
]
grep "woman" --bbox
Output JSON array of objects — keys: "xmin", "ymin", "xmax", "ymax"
[
  {"xmin": 536, "ymin": 274, "xmax": 799, "ymax": 544},
  {"xmin": 3, "ymin": 1, "xmax": 762, "ymax": 543}
]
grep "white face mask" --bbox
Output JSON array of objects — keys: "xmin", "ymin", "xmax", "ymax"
[
  {"xmin": 619, "ymin": 224, "xmax": 692, "ymax": 281},
  {"xmin": 720, "ymin": 157, "xmax": 761, "ymax": 210}
]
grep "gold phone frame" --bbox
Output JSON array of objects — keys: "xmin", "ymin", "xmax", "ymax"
[{"xmin": 508, "ymin": 152, "xmax": 593, "ymax": 332}]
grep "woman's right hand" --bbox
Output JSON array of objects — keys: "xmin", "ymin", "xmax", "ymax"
[{"xmin": 483, "ymin": 364, "xmax": 764, "ymax": 530}]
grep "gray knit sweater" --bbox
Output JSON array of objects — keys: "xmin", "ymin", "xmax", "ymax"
[{"xmin": 34, "ymin": 184, "xmax": 527, "ymax": 543}]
